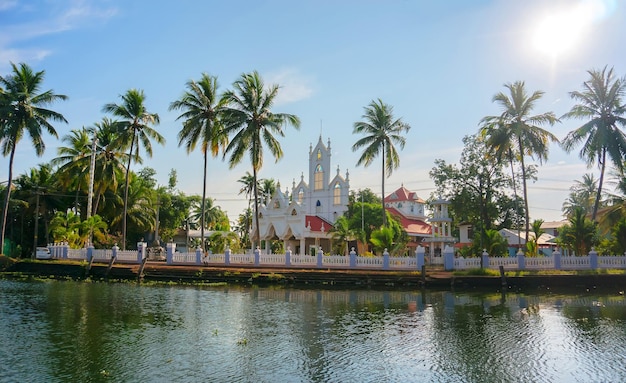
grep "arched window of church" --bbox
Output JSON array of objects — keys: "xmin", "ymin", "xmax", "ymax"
[
  {"xmin": 291, "ymin": 209, "xmax": 297, "ymax": 216},
  {"xmin": 274, "ymin": 200, "xmax": 280, "ymax": 209},
  {"xmin": 333, "ymin": 183, "xmax": 341, "ymax": 205},
  {"xmin": 316, "ymin": 200, "xmax": 321, "ymax": 213},
  {"xmin": 298, "ymin": 188, "xmax": 304, "ymax": 203},
  {"xmin": 314, "ymin": 164, "xmax": 323, "ymax": 190}
]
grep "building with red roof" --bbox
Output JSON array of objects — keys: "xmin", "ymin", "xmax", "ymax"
[{"xmin": 384, "ymin": 185, "xmax": 432, "ymax": 252}]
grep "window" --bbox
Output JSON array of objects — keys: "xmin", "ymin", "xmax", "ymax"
[
  {"xmin": 316, "ymin": 200, "xmax": 321, "ymax": 213},
  {"xmin": 333, "ymin": 183, "xmax": 341, "ymax": 205},
  {"xmin": 314, "ymin": 164, "xmax": 323, "ymax": 190},
  {"xmin": 298, "ymin": 188, "xmax": 304, "ymax": 203}
]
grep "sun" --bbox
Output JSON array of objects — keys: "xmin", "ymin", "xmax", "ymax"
[
  {"xmin": 531, "ymin": 1, "xmax": 612, "ymax": 59},
  {"xmin": 532, "ymin": 14, "xmax": 582, "ymax": 58},
  {"xmin": 532, "ymin": 10, "xmax": 586, "ymax": 58}
]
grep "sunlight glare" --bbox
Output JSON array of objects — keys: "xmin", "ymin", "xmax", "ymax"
[{"xmin": 532, "ymin": 0, "xmax": 613, "ymax": 58}]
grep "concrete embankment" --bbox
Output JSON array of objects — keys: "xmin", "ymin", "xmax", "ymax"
[{"xmin": 4, "ymin": 260, "xmax": 626, "ymax": 293}]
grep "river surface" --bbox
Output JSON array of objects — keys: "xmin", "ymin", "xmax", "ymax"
[{"xmin": 1, "ymin": 279, "xmax": 626, "ymax": 383}]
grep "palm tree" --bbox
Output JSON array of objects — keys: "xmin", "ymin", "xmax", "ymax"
[
  {"xmin": 480, "ymin": 81, "xmax": 559, "ymax": 241},
  {"xmin": 259, "ymin": 178, "xmax": 276, "ymax": 203},
  {"xmin": 562, "ymin": 173, "xmax": 600, "ymax": 217},
  {"xmin": 352, "ymin": 99, "xmax": 411, "ymax": 227},
  {"xmin": 0, "ymin": 62, "xmax": 67, "ymax": 255},
  {"xmin": 170, "ymin": 73, "xmax": 229, "ymax": 251},
  {"xmin": 103, "ymin": 89, "xmax": 163, "ymax": 249},
  {"xmin": 222, "ymin": 71, "xmax": 301, "ymax": 248},
  {"xmin": 562, "ymin": 66, "xmax": 626, "ymax": 221}
]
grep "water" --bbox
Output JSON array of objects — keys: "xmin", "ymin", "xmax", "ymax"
[{"xmin": 1, "ymin": 279, "xmax": 626, "ymax": 383}]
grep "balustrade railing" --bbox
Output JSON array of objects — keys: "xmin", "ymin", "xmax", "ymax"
[{"xmin": 44, "ymin": 243, "xmax": 626, "ymax": 272}]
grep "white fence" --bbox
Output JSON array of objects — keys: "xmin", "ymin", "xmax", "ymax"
[{"xmin": 45, "ymin": 243, "xmax": 626, "ymax": 272}]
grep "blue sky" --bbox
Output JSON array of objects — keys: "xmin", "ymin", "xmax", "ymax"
[{"xmin": 1, "ymin": 0, "xmax": 625, "ymax": 224}]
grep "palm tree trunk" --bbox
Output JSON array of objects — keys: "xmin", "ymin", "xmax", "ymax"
[
  {"xmin": 122, "ymin": 134, "xmax": 135, "ymax": 250},
  {"xmin": 252, "ymin": 167, "xmax": 260, "ymax": 250},
  {"xmin": 518, "ymin": 138, "xmax": 531, "ymax": 243},
  {"xmin": 381, "ymin": 142, "xmax": 386, "ymax": 227},
  {"xmin": 200, "ymin": 150, "xmax": 207, "ymax": 252},
  {"xmin": 508, "ymin": 150, "xmax": 521, "ymax": 248},
  {"xmin": 0, "ymin": 147, "xmax": 16, "ymax": 255},
  {"xmin": 592, "ymin": 149, "xmax": 607, "ymax": 221}
]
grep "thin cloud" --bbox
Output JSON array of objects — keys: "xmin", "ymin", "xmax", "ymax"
[
  {"xmin": 0, "ymin": 0, "xmax": 118, "ymax": 70},
  {"xmin": 264, "ymin": 68, "xmax": 315, "ymax": 105}
]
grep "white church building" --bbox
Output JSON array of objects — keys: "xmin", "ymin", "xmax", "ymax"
[{"xmin": 255, "ymin": 136, "xmax": 350, "ymax": 255}]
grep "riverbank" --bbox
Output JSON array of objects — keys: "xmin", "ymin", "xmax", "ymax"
[{"xmin": 3, "ymin": 258, "xmax": 626, "ymax": 293}]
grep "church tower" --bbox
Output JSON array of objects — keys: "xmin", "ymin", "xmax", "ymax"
[{"xmin": 305, "ymin": 136, "xmax": 349, "ymax": 223}]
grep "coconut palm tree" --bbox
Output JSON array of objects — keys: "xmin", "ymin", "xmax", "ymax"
[
  {"xmin": 561, "ymin": 173, "xmax": 600, "ymax": 218},
  {"xmin": 562, "ymin": 66, "xmax": 626, "ymax": 221},
  {"xmin": 170, "ymin": 73, "xmax": 229, "ymax": 251},
  {"xmin": 0, "ymin": 62, "xmax": 67, "ymax": 255},
  {"xmin": 480, "ymin": 81, "xmax": 559, "ymax": 241},
  {"xmin": 352, "ymin": 99, "xmax": 411, "ymax": 227},
  {"xmin": 103, "ymin": 89, "xmax": 163, "ymax": 249},
  {"xmin": 222, "ymin": 71, "xmax": 300, "ymax": 248}
]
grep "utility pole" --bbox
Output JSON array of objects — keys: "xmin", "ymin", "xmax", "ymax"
[
  {"xmin": 32, "ymin": 188, "xmax": 41, "ymax": 259},
  {"xmin": 87, "ymin": 137, "xmax": 97, "ymax": 246}
]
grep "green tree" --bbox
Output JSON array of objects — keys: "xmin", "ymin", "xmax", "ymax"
[
  {"xmin": 103, "ymin": 89, "xmax": 164, "ymax": 249},
  {"xmin": 0, "ymin": 63, "xmax": 68, "ymax": 255},
  {"xmin": 561, "ymin": 173, "xmax": 600, "ymax": 218},
  {"xmin": 170, "ymin": 73, "xmax": 229, "ymax": 250},
  {"xmin": 481, "ymin": 81, "xmax": 559, "ymax": 241},
  {"xmin": 352, "ymin": 99, "xmax": 411, "ymax": 227},
  {"xmin": 430, "ymin": 135, "xmax": 522, "ymax": 247},
  {"xmin": 561, "ymin": 66, "xmax": 626, "ymax": 221},
  {"xmin": 328, "ymin": 216, "xmax": 355, "ymax": 255},
  {"xmin": 526, "ymin": 219, "xmax": 545, "ymax": 256},
  {"xmin": 222, "ymin": 71, "xmax": 300, "ymax": 248},
  {"xmin": 557, "ymin": 207, "xmax": 598, "ymax": 256}
]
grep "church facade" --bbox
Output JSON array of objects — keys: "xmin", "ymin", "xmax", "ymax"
[{"xmin": 256, "ymin": 136, "xmax": 350, "ymax": 255}]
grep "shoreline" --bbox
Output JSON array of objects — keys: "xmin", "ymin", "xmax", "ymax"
[{"xmin": 3, "ymin": 259, "xmax": 626, "ymax": 294}]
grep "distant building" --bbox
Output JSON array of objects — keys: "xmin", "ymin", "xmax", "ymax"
[
  {"xmin": 255, "ymin": 136, "xmax": 350, "ymax": 255},
  {"xmin": 384, "ymin": 185, "xmax": 431, "ymax": 253}
]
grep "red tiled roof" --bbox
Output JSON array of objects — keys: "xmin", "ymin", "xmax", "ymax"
[
  {"xmin": 387, "ymin": 207, "xmax": 431, "ymax": 236},
  {"xmin": 305, "ymin": 215, "xmax": 333, "ymax": 232},
  {"xmin": 384, "ymin": 185, "xmax": 425, "ymax": 203}
]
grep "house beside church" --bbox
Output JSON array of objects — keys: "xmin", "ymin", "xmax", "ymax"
[
  {"xmin": 384, "ymin": 185, "xmax": 431, "ymax": 253},
  {"xmin": 255, "ymin": 136, "xmax": 350, "ymax": 255}
]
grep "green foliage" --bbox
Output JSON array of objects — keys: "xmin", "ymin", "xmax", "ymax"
[
  {"xmin": 557, "ymin": 207, "xmax": 599, "ymax": 256},
  {"xmin": 352, "ymin": 99, "xmax": 410, "ymax": 226},
  {"xmin": 562, "ymin": 66, "xmax": 626, "ymax": 220},
  {"xmin": 430, "ymin": 135, "xmax": 523, "ymax": 242}
]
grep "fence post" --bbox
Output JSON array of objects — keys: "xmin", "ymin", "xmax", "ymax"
[
  {"xmin": 416, "ymin": 246, "xmax": 425, "ymax": 270},
  {"xmin": 87, "ymin": 244, "xmax": 94, "ymax": 262},
  {"xmin": 443, "ymin": 245, "xmax": 454, "ymax": 271},
  {"xmin": 383, "ymin": 248, "xmax": 390, "ymax": 270},
  {"xmin": 62, "ymin": 242, "xmax": 69, "ymax": 260},
  {"xmin": 254, "ymin": 247, "xmax": 260, "ymax": 266},
  {"xmin": 166, "ymin": 242, "xmax": 174, "ymax": 265},
  {"xmin": 553, "ymin": 248, "xmax": 561, "ymax": 270},
  {"xmin": 317, "ymin": 247, "xmax": 323, "ymax": 268},
  {"xmin": 481, "ymin": 249, "xmax": 490, "ymax": 269},
  {"xmin": 195, "ymin": 246, "xmax": 203, "ymax": 265},
  {"xmin": 589, "ymin": 248, "xmax": 598, "ymax": 270},
  {"xmin": 350, "ymin": 247, "xmax": 357, "ymax": 268},
  {"xmin": 517, "ymin": 248, "xmax": 525, "ymax": 270},
  {"xmin": 112, "ymin": 244, "xmax": 119, "ymax": 260},
  {"xmin": 137, "ymin": 242, "xmax": 147, "ymax": 263},
  {"xmin": 224, "ymin": 246, "xmax": 231, "ymax": 265}
]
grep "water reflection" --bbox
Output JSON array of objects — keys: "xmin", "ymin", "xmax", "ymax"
[{"xmin": 1, "ymin": 280, "xmax": 625, "ymax": 383}]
